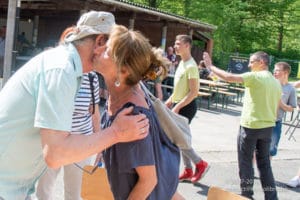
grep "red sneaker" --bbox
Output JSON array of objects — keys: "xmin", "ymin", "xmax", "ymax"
[
  {"xmin": 191, "ymin": 160, "xmax": 210, "ymax": 183},
  {"xmin": 179, "ymin": 168, "xmax": 193, "ymax": 181}
]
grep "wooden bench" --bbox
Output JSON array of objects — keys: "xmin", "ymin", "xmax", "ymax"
[
  {"xmin": 218, "ymin": 90, "xmax": 237, "ymax": 97},
  {"xmin": 227, "ymin": 86, "xmax": 245, "ymax": 102},
  {"xmin": 200, "ymin": 87, "xmax": 237, "ymax": 109},
  {"xmin": 146, "ymin": 81, "xmax": 174, "ymax": 89},
  {"xmin": 146, "ymin": 81, "xmax": 173, "ymax": 100},
  {"xmin": 161, "ymin": 84, "xmax": 174, "ymax": 89},
  {"xmin": 216, "ymin": 90, "xmax": 237, "ymax": 109},
  {"xmin": 200, "ymin": 86, "xmax": 228, "ymax": 93},
  {"xmin": 229, "ymin": 86, "xmax": 244, "ymax": 92},
  {"xmin": 198, "ymin": 91, "xmax": 211, "ymax": 97},
  {"xmin": 197, "ymin": 91, "xmax": 212, "ymax": 109}
]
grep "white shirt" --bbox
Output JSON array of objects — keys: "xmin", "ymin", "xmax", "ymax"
[{"xmin": 71, "ymin": 72, "xmax": 100, "ymax": 135}]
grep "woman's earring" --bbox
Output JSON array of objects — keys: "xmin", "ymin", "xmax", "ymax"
[
  {"xmin": 114, "ymin": 79, "xmax": 120, "ymax": 87},
  {"xmin": 115, "ymin": 68, "xmax": 121, "ymax": 87}
]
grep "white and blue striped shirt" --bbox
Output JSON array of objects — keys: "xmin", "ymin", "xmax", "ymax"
[{"xmin": 71, "ymin": 72, "xmax": 100, "ymax": 135}]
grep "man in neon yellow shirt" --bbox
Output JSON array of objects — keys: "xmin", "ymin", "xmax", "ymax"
[
  {"xmin": 165, "ymin": 35, "xmax": 209, "ymax": 184},
  {"xmin": 203, "ymin": 51, "xmax": 281, "ymax": 200}
]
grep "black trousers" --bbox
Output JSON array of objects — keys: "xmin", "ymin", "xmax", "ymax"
[{"xmin": 238, "ymin": 126, "xmax": 278, "ymax": 200}]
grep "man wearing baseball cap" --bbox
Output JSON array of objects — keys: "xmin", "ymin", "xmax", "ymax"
[{"xmin": 0, "ymin": 11, "xmax": 149, "ymax": 199}]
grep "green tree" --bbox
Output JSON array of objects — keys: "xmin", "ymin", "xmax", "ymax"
[
  {"xmin": 129, "ymin": 0, "xmax": 162, "ymax": 8},
  {"xmin": 130, "ymin": 0, "xmax": 300, "ymax": 65}
]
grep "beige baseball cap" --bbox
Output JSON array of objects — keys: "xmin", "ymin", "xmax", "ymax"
[{"xmin": 65, "ymin": 11, "xmax": 115, "ymax": 42}]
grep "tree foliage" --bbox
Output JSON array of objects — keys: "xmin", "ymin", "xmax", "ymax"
[{"xmin": 130, "ymin": 0, "xmax": 300, "ymax": 62}]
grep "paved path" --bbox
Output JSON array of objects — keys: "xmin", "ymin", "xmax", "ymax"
[
  {"xmin": 177, "ymin": 104, "xmax": 300, "ymax": 200},
  {"xmin": 32, "ymin": 103, "xmax": 300, "ymax": 200}
]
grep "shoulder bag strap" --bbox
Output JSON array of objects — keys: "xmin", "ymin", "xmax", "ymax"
[
  {"xmin": 88, "ymin": 72, "xmax": 95, "ymax": 114},
  {"xmin": 139, "ymin": 81, "xmax": 157, "ymax": 102}
]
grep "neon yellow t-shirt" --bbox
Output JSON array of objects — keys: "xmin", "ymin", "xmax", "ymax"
[
  {"xmin": 240, "ymin": 71, "xmax": 282, "ymax": 129},
  {"xmin": 171, "ymin": 58, "xmax": 199, "ymax": 103}
]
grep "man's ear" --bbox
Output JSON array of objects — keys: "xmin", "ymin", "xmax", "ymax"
[
  {"xmin": 259, "ymin": 60, "xmax": 265, "ymax": 66},
  {"xmin": 95, "ymin": 35, "xmax": 107, "ymax": 47},
  {"xmin": 93, "ymin": 35, "xmax": 107, "ymax": 54}
]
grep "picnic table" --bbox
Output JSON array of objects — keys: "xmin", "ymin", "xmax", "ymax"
[
  {"xmin": 199, "ymin": 79, "xmax": 237, "ymax": 109},
  {"xmin": 199, "ymin": 79, "xmax": 229, "ymax": 87}
]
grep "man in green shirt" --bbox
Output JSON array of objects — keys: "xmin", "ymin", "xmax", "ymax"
[{"xmin": 203, "ymin": 51, "xmax": 281, "ymax": 200}]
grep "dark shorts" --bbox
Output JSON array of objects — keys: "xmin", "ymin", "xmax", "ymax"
[{"xmin": 177, "ymin": 99, "xmax": 197, "ymax": 124}]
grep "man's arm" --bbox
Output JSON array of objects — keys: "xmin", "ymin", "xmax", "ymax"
[
  {"xmin": 172, "ymin": 78, "xmax": 198, "ymax": 114},
  {"xmin": 203, "ymin": 52, "xmax": 244, "ymax": 84},
  {"xmin": 292, "ymin": 80, "xmax": 300, "ymax": 89},
  {"xmin": 91, "ymin": 104, "xmax": 102, "ymax": 165},
  {"xmin": 155, "ymin": 82, "xmax": 163, "ymax": 100},
  {"xmin": 280, "ymin": 87, "xmax": 298, "ymax": 112},
  {"xmin": 165, "ymin": 95, "xmax": 173, "ymax": 108},
  {"xmin": 41, "ymin": 106, "xmax": 149, "ymax": 168},
  {"xmin": 279, "ymin": 100, "xmax": 294, "ymax": 112}
]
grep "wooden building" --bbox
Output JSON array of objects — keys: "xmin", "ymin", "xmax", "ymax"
[{"xmin": 0, "ymin": 0, "xmax": 216, "ymax": 83}]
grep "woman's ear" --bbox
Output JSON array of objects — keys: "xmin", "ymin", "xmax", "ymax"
[{"xmin": 120, "ymin": 66, "xmax": 129, "ymax": 75}]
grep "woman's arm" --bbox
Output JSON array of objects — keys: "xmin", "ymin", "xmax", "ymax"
[
  {"xmin": 92, "ymin": 104, "xmax": 101, "ymax": 132},
  {"xmin": 127, "ymin": 165, "xmax": 157, "ymax": 200}
]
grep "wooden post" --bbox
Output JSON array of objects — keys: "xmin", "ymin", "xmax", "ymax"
[
  {"xmin": 160, "ymin": 24, "xmax": 167, "ymax": 52},
  {"xmin": 80, "ymin": 9, "xmax": 87, "ymax": 16},
  {"xmin": 32, "ymin": 15, "xmax": 39, "ymax": 47},
  {"xmin": 206, "ymin": 39, "xmax": 214, "ymax": 57},
  {"xmin": 189, "ymin": 29, "xmax": 193, "ymax": 37},
  {"xmin": 129, "ymin": 18, "xmax": 135, "ymax": 30},
  {"xmin": 80, "ymin": 1, "xmax": 89, "ymax": 16},
  {"xmin": 129, "ymin": 13, "xmax": 136, "ymax": 30},
  {"xmin": 3, "ymin": 0, "xmax": 18, "ymax": 86}
]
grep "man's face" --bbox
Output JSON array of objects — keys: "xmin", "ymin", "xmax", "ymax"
[
  {"xmin": 174, "ymin": 39, "xmax": 186, "ymax": 56},
  {"xmin": 273, "ymin": 65, "xmax": 287, "ymax": 81},
  {"xmin": 80, "ymin": 34, "xmax": 108, "ymax": 73},
  {"xmin": 167, "ymin": 47, "xmax": 173, "ymax": 54},
  {"xmin": 248, "ymin": 55, "xmax": 261, "ymax": 71},
  {"xmin": 93, "ymin": 39, "xmax": 116, "ymax": 77},
  {"xmin": 90, "ymin": 34, "xmax": 109, "ymax": 71}
]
